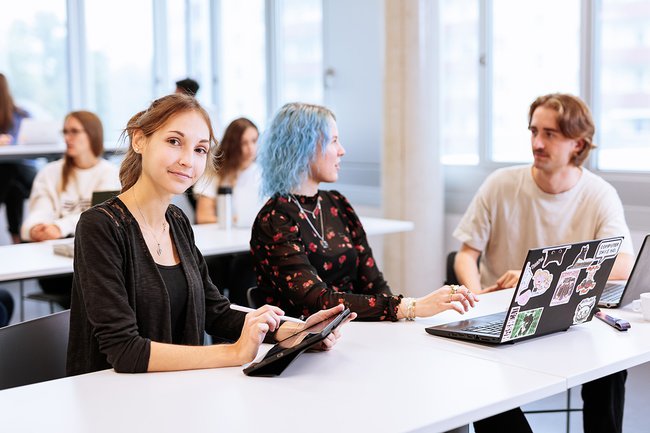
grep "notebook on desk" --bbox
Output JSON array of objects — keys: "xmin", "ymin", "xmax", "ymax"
[
  {"xmin": 599, "ymin": 234, "xmax": 650, "ymax": 308},
  {"xmin": 426, "ymin": 236, "xmax": 623, "ymax": 344},
  {"xmin": 15, "ymin": 119, "xmax": 61, "ymax": 145}
]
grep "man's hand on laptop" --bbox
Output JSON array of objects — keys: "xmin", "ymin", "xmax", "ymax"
[{"xmin": 484, "ymin": 270, "xmax": 521, "ymax": 293}]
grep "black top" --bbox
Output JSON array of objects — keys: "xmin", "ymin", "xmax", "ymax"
[
  {"xmin": 67, "ymin": 197, "xmax": 246, "ymax": 376},
  {"xmin": 250, "ymin": 190, "xmax": 401, "ymax": 321},
  {"xmin": 157, "ymin": 263, "xmax": 188, "ymax": 344}
]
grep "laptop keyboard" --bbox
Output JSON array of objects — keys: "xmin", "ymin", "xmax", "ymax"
[
  {"xmin": 462, "ymin": 320, "xmax": 504, "ymax": 336},
  {"xmin": 600, "ymin": 282, "xmax": 625, "ymax": 303}
]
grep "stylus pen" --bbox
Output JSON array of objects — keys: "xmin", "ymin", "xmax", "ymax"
[
  {"xmin": 595, "ymin": 310, "xmax": 631, "ymax": 331},
  {"xmin": 229, "ymin": 304, "xmax": 305, "ymax": 323}
]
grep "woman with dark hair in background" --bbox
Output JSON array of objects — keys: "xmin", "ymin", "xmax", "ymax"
[
  {"xmin": 20, "ymin": 110, "xmax": 120, "ymax": 308},
  {"xmin": 194, "ymin": 117, "xmax": 264, "ymax": 306},
  {"xmin": 0, "ymin": 73, "xmax": 37, "ymax": 244}
]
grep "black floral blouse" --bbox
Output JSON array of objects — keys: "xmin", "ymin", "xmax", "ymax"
[{"xmin": 250, "ymin": 190, "xmax": 402, "ymax": 321}]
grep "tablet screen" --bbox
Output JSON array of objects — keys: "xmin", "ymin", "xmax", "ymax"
[
  {"xmin": 243, "ymin": 308, "xmax": 350, "ymax": 376},
  {"xmin": 269, "ymin": 308, "xmax": 350, "ymax": 354}
]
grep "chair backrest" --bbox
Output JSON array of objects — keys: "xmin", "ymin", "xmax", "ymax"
[
  {"xmin": 0, "ymin": 310, "xmax": 70, "ymax": 390},
  {"xmin": 444, "ymin": 251, "xmax": 481, "ymax": 286},
  {"xmin": 246, "ymin": 286, "xmax": 267, "ymax": 309},
  {"xmin": 444, "ymin": 251, "xmax": 460, "ymax": 286}
]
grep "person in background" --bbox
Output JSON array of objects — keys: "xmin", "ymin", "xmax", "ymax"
[
  {"xmin": 66, "ymin": 93, "xmax": 354, "ymax": 376},
  {"xmin": 194, "ymin": 117, "xmax": 264, "ymax": 306},
  {"xmin": 175, "ymin": 78, "xmax": 200, "ymax": 96},
  {"xmin": 251, "ymin": 102, "xmax": 478, "ymax": 321},
  {"xmin": 0, "ymin": 289, "xmax": 14, "ymax": 327},
  {"xmin": 453, "ymin": 93, "xmax": 633, "ymax": 433},
  {"xmin": 20, "ymin": 111, "xmax": 120, "ymax": 308},
  {"xmin": 0, "ymin": 73, "xmax": 37, "ymax": 244}
]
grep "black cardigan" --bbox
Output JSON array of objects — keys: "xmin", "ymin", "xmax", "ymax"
[{"xmin": 66, "ymin": 197, "xmax": 245, "ymax": 376}]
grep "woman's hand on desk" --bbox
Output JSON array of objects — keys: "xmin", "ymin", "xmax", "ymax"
[
  {"xmin": 484, "ymin": 270, "xmax": 521, "ymax": 293},
  {"xmin": 399, "ymin": 285, "xmax": 479, "ymax": 319},
  {"xmin": 30, "ymin": 224, "xmax": 62, "ymax": 241}
]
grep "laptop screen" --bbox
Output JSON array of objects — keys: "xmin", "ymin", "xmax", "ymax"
[{"xmin": 501, "ymin": 236, "xmax": 622, "ymax": 342}]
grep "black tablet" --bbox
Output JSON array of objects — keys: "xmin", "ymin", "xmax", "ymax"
[{"xmin": 243, "ymin": 308, "xmax": 351, "ymax": 377}]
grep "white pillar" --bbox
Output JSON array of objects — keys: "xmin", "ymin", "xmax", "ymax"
[{"xmin": 383, "ymin": 0, "xmax": 443, "ymax": 296}]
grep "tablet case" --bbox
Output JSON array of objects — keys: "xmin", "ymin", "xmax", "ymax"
[{"xmin": 243, "ymin": 308, "xmax": 350, "ymax": 377}]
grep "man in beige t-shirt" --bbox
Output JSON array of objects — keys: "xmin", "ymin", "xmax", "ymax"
[{"xmin": 453, "ymin": 93, "xmax": 634, "ymax": 433}]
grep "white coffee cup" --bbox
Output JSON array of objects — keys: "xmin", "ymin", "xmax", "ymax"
[{"xmin": 632, "ymin": 293, "xmax": 650, "ymax": 321}]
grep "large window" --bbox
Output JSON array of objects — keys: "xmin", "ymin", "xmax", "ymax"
[
  {"xmin": 275, "ymin": 0, "xmax": 324, "ymax": 107},
  {"xmin": 0, "ymin": 0, "xmax": 67, "ymax": 122},
  {"xmin": 596, "ymin": 0, "xmax": 650, "ymax": 171},
  {"xmin": 85, "ymin": 0, "xmax": 154, "ymax": 141},
  {"xmin": 440, "ymin": 0, "xmax": 650, "ymax": 174},
  {"xmin": 439, "ymin": 0, "xmax": 479, "ymax": 165},
  {"xmin": 217, "ymin": 0, "xmax": 267, "ymax": 132},
  {"xmin": 491, "ymin": 0, "xmax": 580, "ymax": 163}
]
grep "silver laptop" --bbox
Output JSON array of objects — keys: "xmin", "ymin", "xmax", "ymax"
[
  {"xmin": 16, "ymin": 119, "xmax": 61, "ymax": 145},
  {"xmin": 426, "ymin": 237, "xmax": 622, "ymax": 344},
  {"xmin": 599, "ymin": 234, "xmax": 650, "ymax": 308}
]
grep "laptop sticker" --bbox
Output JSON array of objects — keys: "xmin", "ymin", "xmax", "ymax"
[
  {"xmin": 568, "ymin": 245, "xmax": 595, "ymax": 269},
  {"xmin": 516, "ymin": 268, "xmax": 554, "ymax": 307},
  {"xmin": 502, "ymin": 306, "xmax": 520, "ymax": 341},
  {"xmin": 573, "ymin": 296, "xmax": 596, "ymax": 324},
  {"xmin": 542, "ymin": 245, "xmax": 571, "ymax": 268},
  {"xmin": 550, "ymin": 268, "xmax": 581, "ymax": 306},
  {"xmin": 575, "ymin": 264, "xmax": 601, "ymax": 295},
  {"xmin": 594, "ymin": 238, "xmax": 622, "ymax": 263},
  {"xmin": 515, "ymin": 263, "xmax": 535, "ymax": 306},
  {"xmin": 509, "ymin": 307, "xmax": 544, "ymax": 341}
]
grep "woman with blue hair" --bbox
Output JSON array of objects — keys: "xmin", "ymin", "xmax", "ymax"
[{"xmin": 251, "ymin": 102, "xmax": 478, "ymax": 321}]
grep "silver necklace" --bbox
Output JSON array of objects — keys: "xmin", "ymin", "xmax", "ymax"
[
  {"xmin": 132, "ymin": 189, "xmax": 167, "ymax": 256},
  {"xmin": 290, "ymin": 194, "xmax": 329, "ymax": 249}
]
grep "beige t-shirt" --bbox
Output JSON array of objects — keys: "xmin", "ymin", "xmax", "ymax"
[{"xmin": 453, "ymin": 165, "xmax": 634, "ymax": 289}]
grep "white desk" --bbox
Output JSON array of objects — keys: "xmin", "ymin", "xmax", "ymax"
[
  {"xmin": 420, "ymin": 289, "xmax": 650, "ymax": 388},
  {"xmin": 0, "ymin": 320, "xmax": 564, "ymax": 433},
  {"xmin": 0, "ymin": 217, "xmax": 413, "ymax": 321},
  {"xmin": 0, "ymin": 141, "xmax": 123, "ymax": 161},
  {"xmin": 0, "ymin": 217, "xmax": 413, "ymax": 283},
  {"xmin": 2, "ymin": 287, "xmax": 648, "ymax": 432}
]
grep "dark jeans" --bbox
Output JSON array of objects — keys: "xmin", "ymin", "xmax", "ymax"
[
  {"xmin": 474, "ymin": 371, "xmax": 627, "ymax": 433},
  {"xmin": 0, "ymin": 162, "xmax": 37, "ymax": 236},
  {"xmin": 0, "ymin": 289, "xmax": 14, "ymax": 327}
]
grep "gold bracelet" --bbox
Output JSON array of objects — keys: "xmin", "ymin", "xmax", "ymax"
[{"xmin": 404, "ymin": 297, "xmax": 416, "ymax": 321}]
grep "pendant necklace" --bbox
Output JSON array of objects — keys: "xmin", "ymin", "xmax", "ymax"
[
  {"xmin": 289, "ymin": 194, "xmax": 329, "ymax": 249},
  {"xmin": 132, "ymin": 189, "xmax": 167, "ymax": 256}
]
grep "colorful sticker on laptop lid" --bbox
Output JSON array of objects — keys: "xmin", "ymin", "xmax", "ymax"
[
  {"xmin": 507, "ymin": 307, "xmax": 544, "ymax": 341},
  {"xmin": 550, "ymin": 268, "xmax": 581, "ymax": 306},
  {"xmin": 516, "ymin": 267, "xmax": 553, "ymax": 307},
  {"xmin": 542, "ymin": 245, "xmax": 571, "ymax": 268},
  {"xmin": 594, "ymin": 238, "xmax": 622, "ymax": 264},
  {"xmin": 515, "ymin": 263, "xmax": 534, "ymax": 306},
  {"xmin": 573, "ymin": 296, "xmax": 597, "ymax": 324},
  {"xmin": 575, "ymin": 264, "xmax": 601, "ymax": 295},
  {"xmin": 501, "ymin": 306, "xmax": 520, "ymax": 341}
]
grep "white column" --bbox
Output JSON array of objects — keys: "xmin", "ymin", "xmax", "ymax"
[{"xmin": 383, "ymin": 0, "xmax": 443, "ymax": 296}]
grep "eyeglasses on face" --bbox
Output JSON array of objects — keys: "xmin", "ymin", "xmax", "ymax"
[{"xmin": 61, "ymin": 128, "xmax": 86, "ymax": 136}]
